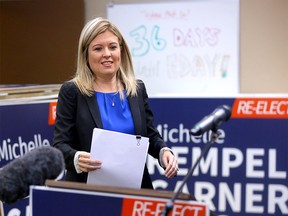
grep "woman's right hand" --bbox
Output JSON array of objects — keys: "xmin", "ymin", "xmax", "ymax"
[{"xmin": 78, "ymin": 152, "xmax": 102, "ymax": 172}]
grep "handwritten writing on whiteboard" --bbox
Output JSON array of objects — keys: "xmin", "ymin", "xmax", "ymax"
[
  {"xmin": 141, "ymin": 9, "xmax": 192, "ymax": 20},
  {"xmin": 173, "ymin": 28, "xmax": 221, "ymax": 48},
  {"xmin": 129, "ymin": 26, "xmax": 221, "ymax": 57},
  {"xmin": 129, "ymin": 25, "xmax": 167, "ymax": 57},
  {"xmin": 108, "ymin": 1, "xmax": 239, "ymax": 96},
  {"xmin": 134, "ymin": 54, "xmax": 230, "ymax": 80},
  {"xmin": 129, "ymin": 25, "xmax": 229, "ymax": 79},
  {"xmin": 166, "ymin": 54, "xmax": 231, "ymax": 79}
]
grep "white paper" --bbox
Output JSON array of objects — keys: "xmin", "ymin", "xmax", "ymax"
[{"xmin": 87, "ymin": 128, "xmax": 149, "ymax": 189}]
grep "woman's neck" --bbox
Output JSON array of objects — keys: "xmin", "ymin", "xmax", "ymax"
[{"xmin": 94, "ymin": 77, "xmax": 119, "ymax": 93}]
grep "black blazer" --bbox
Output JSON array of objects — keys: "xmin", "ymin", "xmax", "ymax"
[{"xmin": 53, "ymin": 80, "xmax": 166, "ymax": 189}]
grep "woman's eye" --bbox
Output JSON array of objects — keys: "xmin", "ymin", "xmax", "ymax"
[
  {"xmin": 110, "ymin": 45, "xmax": 118, "ymax": 50},
  {"xmin": 94, "ymin": 47, "xmax": 102, "ymax": 51}
]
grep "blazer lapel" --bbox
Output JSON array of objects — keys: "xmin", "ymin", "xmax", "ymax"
[
  {"xmin": 85, "ymin": 95, "xmax": 103, "ymax": 128},
  {"xmin": 128, "ymin": 96, "xmax": 142, "ymax": 135}
]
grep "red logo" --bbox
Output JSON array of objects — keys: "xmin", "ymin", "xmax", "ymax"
[
  {"xmin": 121, "ymin": 198, "xmax": 207, "ymax": 216},
  {"xmin": 48, "ymin": 101, "xmax": 57, "ymax": 125},
  {"xmin": 232, "ymin": 98, "xmax": 288, "ymax": 118}
]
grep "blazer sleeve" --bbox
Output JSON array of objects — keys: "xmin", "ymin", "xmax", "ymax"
[
  {"xmin": 138, "ymin": 80, "xmax": 167, "ymax": 159},
  {"xmin": 53, "ymin": 81, "xmax": 78, "ymax": 172}
]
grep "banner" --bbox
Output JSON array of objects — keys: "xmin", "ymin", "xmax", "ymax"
[
  {"xmin": 148, "ymin": 97, "xmax": 288, "ymax": 216},
  {"xmin": 0, "ymin": 96, "xmax": 287, "ymax": 215},
  {"xmin": 30, "ymin": 185, "xmax": 208, "ymax": 216}
]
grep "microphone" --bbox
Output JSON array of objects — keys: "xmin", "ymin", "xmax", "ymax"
[
  {"xmin": 0, "ymin": 146, "xmax": 64, "ymax": 204},
  {"xmin": 162, "ymin": 106, "xmax": 231, "ymax": 216},
  {"xmin": 191, "ymin": 105, "xmax": 232, "ymax": 136}
]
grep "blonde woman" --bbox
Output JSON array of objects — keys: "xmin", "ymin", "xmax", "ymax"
[{"xmin": 53, "ymin": 17, "xmax": 178, "ymax": 189}]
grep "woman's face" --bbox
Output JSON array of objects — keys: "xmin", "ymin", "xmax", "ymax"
[{"xmin": 88, "ymin": 30, "xmax": 121, "ymax": 78}]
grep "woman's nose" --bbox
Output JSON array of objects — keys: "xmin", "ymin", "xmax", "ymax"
[{"xmin": 103, "ymin": 48, "xmax": 111, "ymax": 58}]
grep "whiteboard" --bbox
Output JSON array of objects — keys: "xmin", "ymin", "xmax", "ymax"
[{"xmin": 107, "ymin": 0, "xmax": 240, "ymax": 97}]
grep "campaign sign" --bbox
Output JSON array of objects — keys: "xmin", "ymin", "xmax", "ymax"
[
  {"xmin": 0, "ymin": 97, "xmax": 287, "ymax": 216},
  {"xmin": 30, "ymin": 186, "xmax": 208, "ymax": 216},
  {"xmin": 147, "ymin": 97, "xmax": 288, "ymax": 216},
  {"xmin": 0, "ymin": 101, "xmax": 57, "ymax": 216}
]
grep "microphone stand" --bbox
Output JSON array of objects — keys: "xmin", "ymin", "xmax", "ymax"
[{"xmin": 161, "ymin": 129, "xmax": 221, "ymax": 216}]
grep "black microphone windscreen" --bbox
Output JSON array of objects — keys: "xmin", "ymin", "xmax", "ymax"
[
  {"xmin": 0, "ymin": 146, "xmax": 64, "ymax": 204},
  {"xmin": 191, "ymin": 105, "xmax": 232, "ymax": 136}
]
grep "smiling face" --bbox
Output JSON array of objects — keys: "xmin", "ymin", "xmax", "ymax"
[{"xmin": 88, "ymin": 30, "xmax": 121, "ymax": 79}]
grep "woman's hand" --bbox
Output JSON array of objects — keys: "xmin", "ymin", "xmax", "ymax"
[
  {"xmin": 162, "ymin": 150, "xmax": 178, "ymax": 178},
  {"xmin": 78, "ymin": 152, "xmax": 102, "ymax": 172}
]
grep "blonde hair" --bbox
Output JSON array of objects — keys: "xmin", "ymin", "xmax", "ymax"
[{"xmin": 73, "ymin": 17, "xmax": 137, "ymax": 97}]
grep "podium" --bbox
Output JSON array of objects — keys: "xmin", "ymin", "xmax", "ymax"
[{"xmin": 29, "ymin": 180, "xmax": 212, "ymax": 216}]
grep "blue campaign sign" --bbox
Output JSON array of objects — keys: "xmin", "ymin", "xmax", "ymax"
[
  {"xmin": 0, "ymin": 101, "xmax": 56, "ymax": 216},
  {"xmin": 147, "ymin": 97, "xmax": 288, "ymax": 216},
  {"xmin": 0, "ymin": 102, "xmax": 55, "ymax": 167},
  {"xmin": 0, "ymin": 97, "xmax": 287, "ymax": 216},
  {"xmin": 2, "ymin": 198, "xmax": 29, "ymax": 216},
  {"xmin": 31, "ymin": 187, "xmax": 123, "ymax": 216},
  {"xmin": 30, "ymin": 184, "xmax": 209, "ymax": 216}
]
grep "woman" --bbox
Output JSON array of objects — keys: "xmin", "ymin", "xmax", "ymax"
[{"xmin": 53, "ymin": 17, "xmax": 178, "ymax": 189}]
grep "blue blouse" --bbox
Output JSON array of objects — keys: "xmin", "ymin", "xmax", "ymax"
[{"xmin": 95, "ymin": 91, "xmax": 135, "ymax": 135}]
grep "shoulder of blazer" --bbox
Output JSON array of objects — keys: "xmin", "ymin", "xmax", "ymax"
[
  {"xmin": 136, "ymin": 79, "xmax": 144, "ymax": 88},
  {"xmin": 60, "ymin": 81, "xmax": 78, "ymax": 94},
  {"xmin": 136, "ymin": 79, "xmax": 146, "ymax": 95},
  {"xmin": 58, "ymin": 81, "xmax": 83, "ymax": 100}
]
